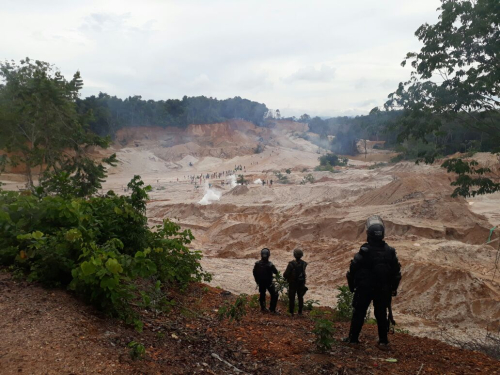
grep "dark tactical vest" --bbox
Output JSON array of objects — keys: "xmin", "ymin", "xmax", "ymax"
[
  {"xmin": 254, "ymin": 260, "xmax": 275, "ymax": 285},
  {"xmin": 355, "ymin": 243, "xmax": 394, "ymax": 291}
]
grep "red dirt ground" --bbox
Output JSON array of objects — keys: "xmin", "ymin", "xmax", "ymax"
[{"xmin": 0, "ymin": 272, "xmax": 498, "ymax": 374}]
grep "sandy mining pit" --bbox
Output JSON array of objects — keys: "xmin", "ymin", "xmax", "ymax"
[{"xmin": 2, "ymin": 120, "xmax": 499, "ymax": 346}]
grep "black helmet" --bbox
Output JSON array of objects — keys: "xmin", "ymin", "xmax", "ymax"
[
  {"xmin": 366, "ymin": 215, "xmax": 385, "ymax": 242},
  {"xmin": 261, "ymin": 248, "xmax": 270, "ymax": 259},
  {"xmin": 293, "ymin": 248, "xmax": 303, "ymax": 259}
]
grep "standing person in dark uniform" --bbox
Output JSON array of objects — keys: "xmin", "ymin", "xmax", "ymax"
[
  {"xmin": 284, "ymin": 249, "xmax": 308, "ymax": 316},
  {"xmin": 253, "ymin": 248, "xmax": 279, "ymax": 313},
  {"xmin": 344, "ymin": 215, "xmax": 401, "ymax": 348}
]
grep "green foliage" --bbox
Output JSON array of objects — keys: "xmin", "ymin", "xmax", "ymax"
[
  {"xmin": 311, "ymin": 309, "xmax": 336, "ymax": 352},
  {"xmin": 273, "ymin": 171, "xmax": 289, "ymax": 184},
  {"xmin": 218, "ymin": 294, "xmax": 248, "ymax": 323},
  {"xmin": 334, "ymin": 285, "xmax": 353, "ymax": 321},
  {"xmin": 0, "ymin": 58, "xmax": 115, "ymax": 193},
  {"xmin": 273, "ymin": 270, "xmax": 289, "ymax": 303},
  {"xmin": 127, "ymin": 175, "xmax": 152, "ymax": 213},
  {"xmin": 316, "ymin": 153, "xmax": 348, "ymax": 171},
  {"xmin": 318, "ymin": 153, "xmax": 348, "ymax": 168},
  {"xmin": 249, "ymin": 294, "xmax": 259, "ymax": 309},
  {"xmin": 395, "ymin": 327, "xmax": 410, "ymax": 334},
  {"xmin": 128, "ymin": 341, "xmax": 146, "ymax": 360},
  {"xmin": 304, "ymin": 299, "xmax": 320, "ymax": 311},
  {"xmin": 300, "ymin": 174, "xmax": 315, "ymax": 184},
  {"xmin": 285, "ymin": 168, "xmax": 291, "ymax": 174},
  {"xmin": 39, "ymin": 153, "xmax": 119, "ymax": 198},
  {"xmin": 0, "ymin": 176, "xmax": 211, "ymax": 329},
  {"xmin": 77, "ymin": 93, "xmax": 269, "ymax": 136},
  {"xmin": 384, "ymin": 0, "xmax": 500, "ymax": 196},
  {"xmin": 442, "ymin": 158, "xmax": 500, "ymax": 197},
  {"xmin": 237, "ymin": 174, "xmax": 247, "ymax": 185}
]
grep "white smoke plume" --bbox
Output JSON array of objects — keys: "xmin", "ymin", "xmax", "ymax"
[
  {"xmin": 198, "ymin": 183, "xmax": 222, "ymax": 205},
  {"xmin": 254, "ymin": 178, "xmax": 262, "ymax": 184},
  {"xmin": 228, "ymin": 174, "xmax": 238, "ymax": 188}
]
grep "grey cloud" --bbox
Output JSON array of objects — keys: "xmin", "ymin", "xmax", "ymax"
[
  {"xmin": 357, "ymin": 99, "xmax": 378, "ymax": 107},
  {"xmin": 1, "ymin": 0, "xmax": 442, "ymax": 116},
  {"xmin": 283, "ymin": 65, "xmax": 336, "ymax": 83},
  {"xmin": 354, "ymin": 78, "xmax": 368, "ymax": 90}
]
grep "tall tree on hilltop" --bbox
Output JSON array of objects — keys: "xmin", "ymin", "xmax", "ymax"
[
  {"xmin": 384, "ymin": 0, "xmax": 500, "ymax": 197},
  {"xmin": 0, "ymin": 58, "xmax": 116, "ymax": 196}
]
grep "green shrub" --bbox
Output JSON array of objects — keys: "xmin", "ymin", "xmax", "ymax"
[
  {"xmin": 273, "ymin": 171, "xmax": 289, "ymax": 184},
  {"xmin": 304, "ymin": 299, "xmax": 320, "ymax": 311},
  {"xmin": 300, "ymin": 174, "xmax": 315, "ymax": 184},
  {"xmin": 273, "ymin": 270, "xmax": 289, "ymax": 304},
  {"xmin": 311, "ymin": 309, "xmax": 336, "ymax": 352},
  {"xmin": 249, "ymin": 294, "xmax": 259, "ymax": 309},
  {"xmin": 318, "ymin": 153, "xmax": 348, "ymax": 168},
  {"xmin": 128, "ymin": 341, "xmax": 146, "ymax": 360},
  {"xmin": 334, "ymin": 285, "xmax": 353, "ymax": 321},
  {"xmin": 0, "ymin": 176, "xmax": 211, "ymax": 329},
  {"xmin": 218, "ymin": 294, "xmax": 248, "ymax": 322},
  {"xmin": 237, "ymin": 174, "xmax": 247, "ymax": 184}
]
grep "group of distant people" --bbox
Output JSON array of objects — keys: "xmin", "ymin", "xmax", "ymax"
[
  {"xmin": 185, "ymin": 170, "xmax": 236, "ymax": 186},
  {"xmin": 252, "ymin": 215, "xmax": 401, "ymax": 348}
]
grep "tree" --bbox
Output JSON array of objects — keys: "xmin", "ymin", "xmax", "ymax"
[
  {"xmin": 0, "ymin": 58, "xmax": 116, "ymax": 195},
  {"xmin": 385, "ymin": 0, "xmax": 500, "ymax": 197},
  {"xmin": 298, "ymin": 113, "xmax": 311, "ymax": 123}
]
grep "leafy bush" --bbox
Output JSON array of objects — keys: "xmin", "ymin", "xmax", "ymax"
[
  {"xmin": 128, "ymin": 341, "xmax": 146, "ymax": 360},
  {"xmin": 318, "ymin": 153, "xmax": 348, "ymax": 168},
  {"xmin": 304, "ymin": 299, "xmax": 320, "ymax": 311},
  {"xmin": 334, "ymin": 285, "xmax": 353, "ymax": 321},
  {"xmin": 300, "ymin": 174, "xmax": 315, "ymax": 184},
  {"xmin": 249, "ymin": 294, "xmax": 259, "ymax": 309},
  {"xmin": 218, "ymin": 294, "xmax": 248, "ymax": 322},
  {"xmin": 273, "ymin": 171, "xmax": 289, "ymax": 184},
  {"xmin": 311, "ymin": 309, "xmax": 336, "ymax": 351},
  {"xmin": 0, "ymin": 176, "xmax": 211, "ymax": 329},
  {"xmin": 237, "ymin": 174, "xmax": 247, "ymax": 184},
  {"xmin": 285, "ymin": 168, "xmax": 291, "ymax": 174},
  {"xmin": 273, "ymin": 270, "xmax": 289, "ymax": 304}
]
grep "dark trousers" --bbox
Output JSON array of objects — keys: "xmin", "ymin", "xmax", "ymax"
[
  {"xmin": 349, "ymin": 288, "xmax": 391, "ymax": 344},
  {"xmin": 288, "ymin": 283, "xmax": 306, "ymax": 314},
  {"xmin": 258, "ymin": 283, "xmax": 278, "ymax": 312}
]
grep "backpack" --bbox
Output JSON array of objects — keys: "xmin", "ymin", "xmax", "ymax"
[{"xmin": 288, "ymin": 260, "xmax": 305, "ymax": 284}]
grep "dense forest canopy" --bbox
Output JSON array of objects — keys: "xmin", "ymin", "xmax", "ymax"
[{"xmin": 76, "ymin": 93, "xmax": 269, "ymax": 136}]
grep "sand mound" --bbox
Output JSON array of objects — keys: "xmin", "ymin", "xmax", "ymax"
[
  {"xmin": 355, "ymin": 174, "xmax": 453, "ymax": 206},
  {"xmin": 226, "ymin": 185, "xmax": 249, "ymax": 196}
]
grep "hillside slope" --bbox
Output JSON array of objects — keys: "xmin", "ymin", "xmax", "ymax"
[{"xmin": 0, "ymin": 272, "xmax": 498, "ymax": 374}]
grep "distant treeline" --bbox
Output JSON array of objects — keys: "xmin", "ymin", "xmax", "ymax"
[
  {"xmin": 76, "ymin": 93, "xmax": 268, "ymax": 136},
  {"xmin": 283, "ymin": 110, "xmax": 500, "ymax": 158},
  {"xmin": 75, "ymin": 91, "xmax": 498, "ymax": 160}
]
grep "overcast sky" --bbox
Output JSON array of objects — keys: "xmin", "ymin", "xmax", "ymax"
[{"xmin": 1, "ymin": 0, "xmax": 442, "ymax": 117}]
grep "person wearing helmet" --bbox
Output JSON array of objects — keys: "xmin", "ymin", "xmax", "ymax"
[
  {"xmin": 284, "ymin": 248, "xmax": 308, "ymax": 316},
  {"xmin": 253, "ymin": 248, "xmax": 279, "ymax": 313},
  {"xmin": 343, "ymin": 215, "xmax": 402, "ymax": 348}
]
